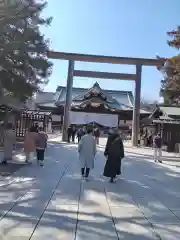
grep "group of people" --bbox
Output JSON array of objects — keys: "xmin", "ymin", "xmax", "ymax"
[
  {"xmin": 78, "ymin": 129, "xmax": 163, "ymax": 182},
  {"xmin": 24, "ymin": 125, "xmax": 48, "ymax": 166},
  {"xmin": 2, "ymin": 123, "xmax": 48, "ymax": 167},
  {"xmin": 1, "ymin": 121, "xmax": 163, "ymax": 177},
  {"xmin": 78, "ymin": 127, "xmax": 124, "ymax": 183},
  {"xmin": 68, "ymin": 125, "xmax": 101, "ymax": 144}
]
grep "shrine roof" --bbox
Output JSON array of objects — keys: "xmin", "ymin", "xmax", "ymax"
[
  {"xmin": 36, "ymin": 102, "xmax": 57, "ymax": 108},
  {"xmin": 143, "ymin": 105, "xmax": 180, "ymax": 125},
  {"xmin": 35, "ymin": 83, "xmax": 151, "ymax": 113},
  {"xmin": 35, "ymin": 92, "xmax": 55, "ymax": 104},
  {"xmin": 55, "ymin": 82, "xmax": 134, "ymax": 108},
  {"xmin": 150, "ymin": 105, "xmax": 180, "ymax": 119},
  {"xmin": 158, "ymin": 106, "xmax": 180, "ymax": 117}
]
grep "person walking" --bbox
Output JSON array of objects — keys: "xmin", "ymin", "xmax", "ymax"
[
  {"xmin": 67, "ymin": 126, "xmax": 72, "ymax": 143},
  {"xmin": 24, "ymin": 126, "xmax": 37, "ymax": 163},
  {"xmin": 35, "ymin": 127, "xmax": 48, "ymax": 166},
  {"xmin": 153, "ymin": 132, "xmax": 162, "ymax": 163},
  {"xmin": 103, "ymin": 129, "xmax": 124, "ymax": 183},
  {"xmin": 2, "ymin": 123, "xmax": 16, "ymax": 164},
  {"xmin": 94, "ymin": 127, "xmax": 100, "ymax": 145},
  {"xmin": 71, "ymin": 125, "xmax": 76, "ymax": 143},
  {"xmin": 34, "ymin": 123, "xmax": 39, "ymax": 133},
  {"xmin": 77, "ymin": 128, "xmax": 83, "ymax": 143},
  {"xmin": 82, "ymin": 126, "xmax": 87, "ymax": 136},
  {"xmin": 78, "ymin": 127, "xmax": 96, "ymax": 180}
]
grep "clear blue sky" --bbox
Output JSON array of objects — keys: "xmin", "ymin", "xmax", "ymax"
[{"xmin": 41, "ymin": 0, "xmax": 180, "ymax": 101}]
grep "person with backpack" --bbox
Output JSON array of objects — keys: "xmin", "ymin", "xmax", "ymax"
[
  {"xmin": 103, "ymin": 129, "xmax": 124, "ymax": 183},
  {"xmin": 153, "ymin": 132, "xmax": 162, "ymax": 163},
  {"xmin": 35, "ymin": 127, "xmax": 48, "ymax": 166}
]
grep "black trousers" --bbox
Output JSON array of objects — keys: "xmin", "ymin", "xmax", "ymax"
[
  {"xmin": 67, "ymin": 134, "xmax": 71, "ymax": 142},
  {"xmin": 72, "ymin": 134, "xmax": 75, "ymax": 142},
  {"xmin": 36, "ymin": 149, "xmax": 45, "ymax": 161},
  {"xmin": 116, "ymin": 160, "xmax": 122, "ymax": 175},
  {"xmin": 81, "ymin": 167, "xmax": 90, "ymax": 177}
]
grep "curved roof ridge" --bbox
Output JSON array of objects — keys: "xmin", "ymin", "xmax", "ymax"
[
  {"xmin": 51, "ymin": 83, "xmax": 134, "ymax": 108},
  {"xmin": 127, "ymin": 92, "xmax": 134, "ymax": 106},
  {"xmin": 54, "ymin": 89, "xmax": 63, "ymax": 102},
  {"xmin": 57, "ymin": 85, "xmax": 132, "ymax": 93},
  {"xmin": 72, "ymin": 82, "xmax": 112, "ymax": 102}
]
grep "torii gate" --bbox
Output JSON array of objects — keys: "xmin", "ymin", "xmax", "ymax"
[{"xmin": 47, "ymin": 51, "xmax": 165, "ymax": 146}]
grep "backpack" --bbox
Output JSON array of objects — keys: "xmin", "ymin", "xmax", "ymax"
[{"xmin": 36, "ymin": 132, "xmax": 47, "ymax": 149}]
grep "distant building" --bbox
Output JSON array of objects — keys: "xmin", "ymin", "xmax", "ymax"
[{"xmin": 142, "ymin": 105, "xmax": 180, "ymax": 152}]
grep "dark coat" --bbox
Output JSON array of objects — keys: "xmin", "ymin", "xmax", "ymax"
[
  {"xmin": 94, "ymin": 128, "xmax": 100, "ymax": 138},
  {"xmin": 103, "ymin": 134, "xmax": 124, "ymax": 178},
  {"xmin": 153, "ymin": 135, "xmax": 162, "ymax": 148},
  {"xmin": 67, "ymin": 127, "xmax": 72, "ymax": 136},
  {"xmin": 77, "ymin": 129, "xmax": 83, "ymax": 138}
]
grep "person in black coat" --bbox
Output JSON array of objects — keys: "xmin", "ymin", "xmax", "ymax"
[
  {"xmin": 94, "ymin": 128, "xmax": 100, "ymax": 145},
  {"xmin": 71, "ymin": 126, "xmax": 76, "ymax": 143},
  {"xmin": 103, "ymin": 130, "xmax": 124, "ymax": 183},
  {"xmin": 67, "ymin": 126, "xmax": 72, "ymax": 143},
  {"xmin": 77, "ymin": 128, "xmax": 83, "ymax": 143}
]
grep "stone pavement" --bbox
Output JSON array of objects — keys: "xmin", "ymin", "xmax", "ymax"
[{"xmin": 0, "ymin": 140, "xmax": 179, "ymax": 239}]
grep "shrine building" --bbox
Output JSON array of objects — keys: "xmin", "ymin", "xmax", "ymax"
[{"xmin": 34, "ymin": 82, "xmax": 150, "ymax": 130}]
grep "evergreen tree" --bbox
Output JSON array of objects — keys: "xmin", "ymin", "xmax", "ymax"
[
  {"xmin": 161, "ymin": 27, "xmax": 180, "ymax": 104},
  {"xmin": 0, "ymin": 0, "xmax": 52, "ymax": 101}
]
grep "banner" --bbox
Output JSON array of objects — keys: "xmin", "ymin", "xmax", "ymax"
[
  {"xmin": 69, "ymin": 111, "xmax": 118, "ymax": 127},
  {"xmin": 52, "ymin": 114, "xmax": 61, "ymax": 122}
]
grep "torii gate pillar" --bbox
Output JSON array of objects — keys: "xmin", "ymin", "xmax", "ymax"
[
  {"xmin": 132, "ymin": 64, "xmax": 142, "ymax": 146},
  {"xmin": 62, "ymin": 60, "xmax": 74, "ymax": 141}
]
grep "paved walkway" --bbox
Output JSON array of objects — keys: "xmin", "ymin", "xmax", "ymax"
[{"xmin": 0, "ymin": 139, "xmax": 179, "ymax": 239}]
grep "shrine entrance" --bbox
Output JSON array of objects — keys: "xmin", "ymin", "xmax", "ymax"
[
  {"xmin": 48, "ymin": 51, "xmax": 165, "ymax": 146},
  {"xmin": 69, "ymin": 111, "xmax": 118, "ymax": 128},
  {"xmin": 16, "ymin": 110, "xmax": 51, "ymax": 139}
]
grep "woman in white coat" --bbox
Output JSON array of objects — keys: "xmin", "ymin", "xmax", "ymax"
[{"xmin": 78, "ymin": 127, "xmax": 96, "ymax": 180}]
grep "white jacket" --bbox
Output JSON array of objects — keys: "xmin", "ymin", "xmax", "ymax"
[{"xmin": 78, "ymin": 134, "xmax": 96, "ymax": 169}]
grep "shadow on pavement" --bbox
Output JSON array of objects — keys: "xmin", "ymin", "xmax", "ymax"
[{"xmin": 0, "ymin": 142, "xmax": 179, "ymax": 239}]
